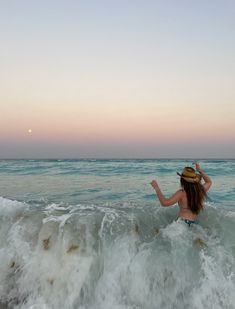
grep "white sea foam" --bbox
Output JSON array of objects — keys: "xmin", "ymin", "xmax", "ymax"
[
  {"xmin": 0, "ymin": 196, "xmax": 235, "ymax": 309},
  {"xmin": 0, "ymin": 196, "xmax": 27, "ymax": 219}
]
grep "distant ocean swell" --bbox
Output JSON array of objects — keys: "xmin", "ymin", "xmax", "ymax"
[{"xmin": 0, "ymin": 196, "xmax": 235, "ymax": 309}]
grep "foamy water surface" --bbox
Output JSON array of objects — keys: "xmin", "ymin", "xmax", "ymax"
[{"xmin": 0, "ymin": 159, "xmax": 235, "ymax": 309}]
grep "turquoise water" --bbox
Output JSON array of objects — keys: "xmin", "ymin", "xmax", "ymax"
[
  {"xmin": 0, "ymin": 159, "xmax": 235, "ymax": 308},
  {"xmin": 1, "ymin": 159, "xmax": 234, "ymax": 207}
]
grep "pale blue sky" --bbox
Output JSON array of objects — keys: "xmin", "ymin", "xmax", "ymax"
[{"xmin": 1, "ymin": 0, "xmax": 235, "ymax": 158}]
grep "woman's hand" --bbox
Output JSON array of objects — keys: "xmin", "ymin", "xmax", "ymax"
[
  {"xmin": 150, "ymin": 180, "xmax": 159, "ymax": 191},
  {"xmin": 194, "ymin": 161, "xmax": 201, "ymax": 172}
]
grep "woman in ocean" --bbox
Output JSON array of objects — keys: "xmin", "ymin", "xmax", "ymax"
[{"xmin": 150, "ymin": 162, "xmax": 212, "ymax": 226}]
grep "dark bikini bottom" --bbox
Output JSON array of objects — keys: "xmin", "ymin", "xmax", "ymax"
[{"xmin": 180, "ymin": 218, "xmax": 197, "ymax": 227}]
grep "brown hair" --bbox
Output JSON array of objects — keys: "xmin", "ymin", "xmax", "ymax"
[{"xmin": 180, "ymin": 178, "xmax": 207, "ymax": 214}]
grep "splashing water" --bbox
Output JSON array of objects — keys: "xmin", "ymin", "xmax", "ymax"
[{"xmin": 0, "ymin": 159, "xmax": 235, "ymax": 308}]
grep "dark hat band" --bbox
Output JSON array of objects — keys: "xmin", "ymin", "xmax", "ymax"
[{"xmin": 181, "ymin": 173, "xmax": 197, "ymax": 179}]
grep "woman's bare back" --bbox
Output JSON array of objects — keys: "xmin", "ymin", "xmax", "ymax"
[{"xmin": 178, "ymin": 190, "xmax": 198, "ymax": 221}]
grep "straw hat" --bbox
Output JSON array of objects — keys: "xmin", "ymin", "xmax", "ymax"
[{"xmin": 177, "ymin": 167, "xmax": 201, "ymax": 183}]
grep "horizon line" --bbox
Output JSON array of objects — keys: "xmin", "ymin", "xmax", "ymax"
[{"xmin": 0, "ymin": 157, "xmax": 234, "ymax": 161}]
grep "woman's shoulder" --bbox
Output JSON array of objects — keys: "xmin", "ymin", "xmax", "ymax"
[
  {"xmin": 177, "ymin": 189, "xmax": 186, "ymax": 199},
  {"xmin": 175, "ymin": 189, "xmax": 184, "ymax": 198}
]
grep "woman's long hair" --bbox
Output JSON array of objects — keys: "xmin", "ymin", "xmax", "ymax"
[{"xmin": 180, "ymin": 178, "xmax": 207, "ymax": 214}]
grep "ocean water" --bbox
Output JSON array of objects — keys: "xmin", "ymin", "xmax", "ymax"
[{"xmin": 0, "ymin": 159, "xmax": 235, "ymax": 309}]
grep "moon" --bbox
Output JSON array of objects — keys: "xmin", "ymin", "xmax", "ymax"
[{"xmin": 28, "ymin": 129, "xmax": 32, "ymax": 134}]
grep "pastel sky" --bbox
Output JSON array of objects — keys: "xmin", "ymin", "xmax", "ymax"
[{"xmin": 1, "ymin": 0, "xmax": 235, "ymax": 158}]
